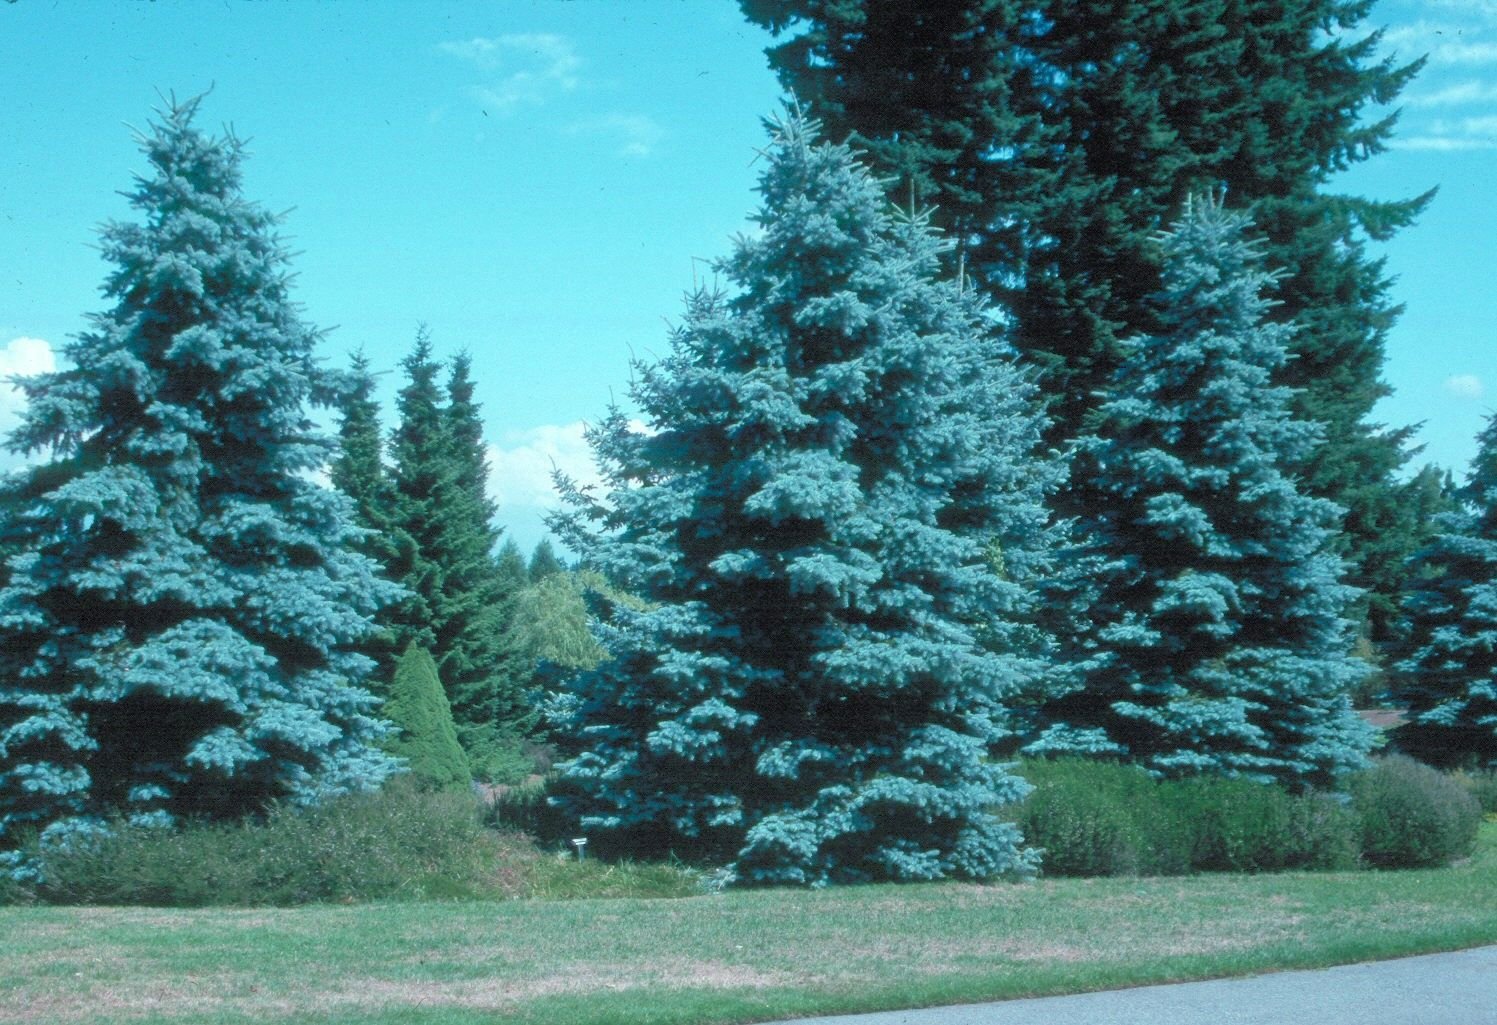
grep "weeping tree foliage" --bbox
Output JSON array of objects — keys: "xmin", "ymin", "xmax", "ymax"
[
  {"xmin": 739, "ymin": 0, "xmax": 1432, "ymax": 647},
  {"xmin": 549, "ymin": 110, "xmax": 1061, "ymax": 886},
  {"xmin": 507, "ymin": 569, "xmax": 648, "ymax": 672},
  {"xmin": 0, "ymin": 96, "xmax": 398, "ymax": 871},
  {"xmin": 1392, "ymin": 415, "xmax": 1497, "ymax": 768},
  {"xmin": 1028, "ymin": 196, "xmax": 1371, "ymax": 789}
]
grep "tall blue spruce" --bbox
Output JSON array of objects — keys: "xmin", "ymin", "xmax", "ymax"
[
  {"xmin": 1392, "ymin": 415, "xmax": 1497, "ymax": 768},
  {"xmin": 0, "ymin": 97, "xmax": 398, "ymax": 867},
  {"xmin": 549, "ymin": 110, "xmax": 1060, "ymax": 886},
  {"xmin": 1028, "ymin": 196, "xmax": 1371, "ymax": 788}
]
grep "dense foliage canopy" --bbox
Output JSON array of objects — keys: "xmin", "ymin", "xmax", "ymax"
[
  {"xmin": 1029, "ymin": 196, "xmax": 1372, "ymax": 788},
  {"xmin": 0, "ymin": 97, "xmax": 397, "ymax": 870},
  {"xmin": 549, "ymin": 110, "xmax": 1061, "ymax": 886}
]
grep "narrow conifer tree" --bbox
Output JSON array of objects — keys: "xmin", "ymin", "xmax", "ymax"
[
  {"xmin": 0, "ymin": 97, "xmax": 397, "ymax": 867},
  {"xmin": 527, "ymin": 539, "xmax": 564, "ymax": 583},
  {"xmin": 384, "ymin": 331, "xmax": 450, "ymax": 656},
  {"xmin": 495, "ymin": 538, "xmax": 529, "ymax": 592},
  {"xmin": 384, "ymin": 644, "xmax": 472, "ymax": 790},
  {"xmin": 1392, "ymin": 415, "xmax": 1497, "ymax": 768},
  {"xmin": 1029, "ymin": 196, "xmax": 1371, "ymax": 788},
  {"xmin": 330, "ymin": 350, "xmax": 407, "ymax": 691},
  {"xmin": 550, "ymin": 110, "xmax": 1059, "ymax": 886},
  {"xmin": 356, "ymin": 336, "xmax": 533, "ymax": 778},
  {"xmin": 331, "ymin": 351, "xmax": 391, "ymax": 541},
  {"xmin": 439, "ymin": 351, "xmax": 531, "ymax": 770}
]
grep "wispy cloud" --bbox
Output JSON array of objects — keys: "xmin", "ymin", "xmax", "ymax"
[
  {"xmin": 1444, "ymin": 373, "xmax": 1485, "ymax": 399},
  {"xmin": 1406, "ymin": 80, "xmax": 1497, "ymax": 107},
  {"xmin": 1393, "ymin": 113, "xmax": 1497, "ymax": 150},
  {"xmin": 565, "ymin": 113, "xmax": 666, "ymax": 157},
  {"xmin": 1424, "ymin": 0, "xmax": 1497, "ymax": 14},
  {"xmin": 440, "ymin": 33, "xmax": 582, "ymax": 113},
  {"xmin": 1383, "ymin": 22, "xmax": 1497, "ymax": 66},
  {"xmin": 1394, "ymin": 135, "xmax": 1497, "ymax": 150}
]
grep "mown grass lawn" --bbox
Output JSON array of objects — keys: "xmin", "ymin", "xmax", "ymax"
[{"xmin": 5, "ymin": 822, "xmax": 1497, "ymax": 1025}]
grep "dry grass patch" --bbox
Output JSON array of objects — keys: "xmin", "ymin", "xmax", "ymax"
[{"xmin": 4, "ymin": 824, "xmax": 1497, "ymax": 1025}]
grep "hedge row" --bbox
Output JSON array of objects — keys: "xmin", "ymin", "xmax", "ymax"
[{"xmin": 1011, "ymin": 754, "xmax": 1481, "ymax": 876}]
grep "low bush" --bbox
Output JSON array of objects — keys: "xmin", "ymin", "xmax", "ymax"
[
  {"xmin": 1348, "ymin": 754, "xmax": 1481, "ymax": 868},
  {"xmin": 0, "ymin": 862, "xmax": 31, "ymax": 906},
  {"xmin": 28, "ymin": 777, "xmax": 506, "ymax": 906},
  {"xmin": 1011, "ymin": 759, "xmax": 1359, "ymax": 877},
  {"xmin": 7, "ymin": 775, "xmax": 707, "ymax": 907},
  {"xmin": 1450, "ymin": 766, "xmax": 1497, "ymax": 814},
  {"xmin": 1169, "ymin": 776, "xmax": 1358, "ymax": 873},
  {"xmin": 483, "ymin": 774, "xmax": 552, "ymax": 834},
  {"xmin": 1010, "ymin": 759, "xmax": 1184, "ymax": 876}
]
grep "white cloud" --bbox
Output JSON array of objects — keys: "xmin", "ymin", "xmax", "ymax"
[
  {"xmin": 1457, "ymin": 113, "xmax": 1497, "ymax": 134},
  {"xmin": 440, "ymin": 33, "xmax": 582, "ymax": 113},
  {"xmin": 0, "ymin": 336, "xmax": 56, "ymax": 433},
  {"xmin": 1424, "ymin": 0, "xmax": 1497, "ymax": 14},
  {"xmin": 487, "ymin": 421, "xmax": 599, "ymax": 510},
  {"xmin": 486, "ymin": 417, "xmax": 658, "ymax": 512},
  {"xmin": 565, "ymin": 113, "xmax": 666, "ymax": 157},
  {"xmin": 1436, "ymin": 40, "xmax": 1497, "ymax": 65},
  {"xmin": 1393, "ymin": 134, "xmax": 1497, "ymax": 151},
  {"xmin": 1406, "ymin": 80, "xmax": 1497, "ymax": 106},
  {"xmin": 1382, "ymin": 22, "xmax": 1497, "ymax": 66},
  {"xmin": 1393, "ymin": 112, "xmax": 1497, "ymax": 149},
  {"xmin": 1444, "ymin": 374, "xmax": 1485, "ymax": 399}
]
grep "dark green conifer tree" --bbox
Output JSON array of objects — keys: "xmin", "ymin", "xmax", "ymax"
[
  {"xmin": 495, "ymin": 538, "xmax": 529, "ymax": 592},
  {"xmin": 1029, "ymin": 197, "xmax": 1371, "ymax": 788},
  {"xmin": 1392, "ymin": 417, "xmax": 1497, "ymax": 768},
  {"xmin": 740, "ymin": 0, "xmax": 1431, "ymax": 645},
  {"xmin": 384, "ymin": 331, "xmax": 449, "ymax": 657},
  {"xmin": 331, "ymin": 351, "xmax": 391, "ymax": 542},
  {"xmin": 384, "ymin": 644, "xmax": 472, "ymax": 790},
  {"xmin": 527, "ymin": 539, "xmax": 564, "ymax": 583},
  {"xmin": 549, "ymin": 111, "xmax": 1060, "ymax": 886},
  {"xmin": 0, "ymin": 97, "xmax": 397, "ymax": 870},
  {"xmin": 357, "ymin": 336, "xmax": 532, "ymax": 779},
  {"xmin": 438, "ymin": 351, "xmax": 532, "ymax": 776},
  {"xmin": 330, "ymin": 350, "xmax": 407, "ymax": 690}
]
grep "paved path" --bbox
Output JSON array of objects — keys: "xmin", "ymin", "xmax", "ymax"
[{"xmin": 766, "ymin": 945, "xmax": 1497, "ymax": 1025}]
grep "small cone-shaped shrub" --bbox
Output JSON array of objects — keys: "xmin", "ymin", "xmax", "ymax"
[{"xmin": 385, "ymin": 645, "xmax": 471, "ymax": 791}]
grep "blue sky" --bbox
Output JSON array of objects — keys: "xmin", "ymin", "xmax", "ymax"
[{"xmin": 1, "ymin": 0, "xmax": 1493, "ymax": 553}]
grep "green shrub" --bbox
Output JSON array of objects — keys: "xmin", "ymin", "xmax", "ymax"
[
  {"xmin": 1450, "ymin": 767, "xmax": 1497, "ymax": 814},
  {"xmin": 1012, "ymin": 759, "xmax": 1359, "ymax": 877},
  {"xmin": 458, "ymin": 722, "xmax": 536, "ymax": 785},
  {"xmin": 1167, "ymin": 776, "xmax": 1358, "ymax": 873},
  {"xmin": 0, "ymin": 864, "xmax": 32, "ymax": 906},
  {"xmin": 29, "ymin": 778, "xmax": 504, "ymax": 906},
  {"xmin": 1011, "ymin": 759, "xmax": 1193, "ymax": 876},
  {"xmin": 1348, "ymin": 754, "xmax": 1482, "ymax": 868},
  {"xmin": 385, "ymin": 644, "xmax": 472, "ymax": 790},
  {"xmin": 483, "ymin": 775, "xmax": 552, "ymax": 834}
]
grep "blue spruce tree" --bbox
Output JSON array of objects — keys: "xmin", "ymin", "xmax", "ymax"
[
  {"xmin": 0, "ymin": 96, "xmax": 398, "ymax": 869},
  {"xmin": 1028, "ymin": 195, "xmax": 1371, "ymax": 788},
  {"xmin": 1392, "ymin": 414, "xmax": 1497, "ymax": 768},
  {"xmin": 549, "ymin": 110, "xmax": 1059, "ymax": 886}
]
